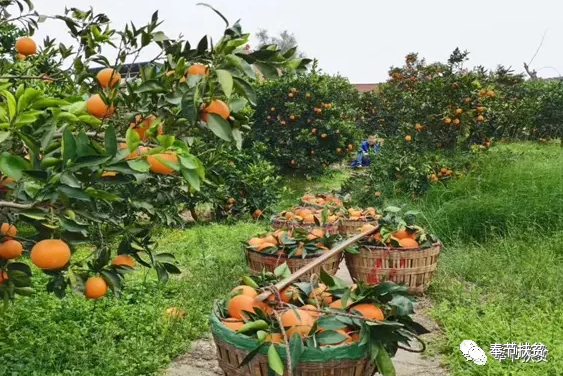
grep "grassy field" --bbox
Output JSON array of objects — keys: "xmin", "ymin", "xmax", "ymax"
[{"xmin": 1, "ymin": 142, "xmax": 561, "ymax": 375}]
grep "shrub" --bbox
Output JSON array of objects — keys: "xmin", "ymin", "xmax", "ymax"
[{"xmin": 250, "ymin": 72, "xmax": 361, "ymax": 175}]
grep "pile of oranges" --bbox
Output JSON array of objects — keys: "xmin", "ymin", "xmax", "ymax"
[
  {"xmin": 218, "ymin": 279, "xmax": 388, "ymax": 346},
  {"xmin": 428, "ymin": 167, "xmax": 454, "ymax": 183},
  {"xmin": 361, "ymin": 223, "xmax": 423, "ymax": 249},
  {"xmin": 301, "ymin": 193, "xmax": 343, "ymax": 208},
  {"xmin": 341, "ymin": 207, "xmax": 379, "ymax": 221},
  {"xmin": 275, "ymin": 207, "xmax": 339, "ymax": 225},
  {"xmin": 245, "ymin": 228, "xmax": 333, "ymax": 258}
]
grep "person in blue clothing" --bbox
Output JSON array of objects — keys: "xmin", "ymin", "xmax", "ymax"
[{"xmin": 350, "ymin": 135, "xmax": 381, "ymax": 168}]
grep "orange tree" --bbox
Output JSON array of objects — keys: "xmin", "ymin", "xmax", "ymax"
[
  {"xmin": 0, "ymin": 1, "xmax": 308, "ymax": 302},
  {"xmin": 249, "ymin": 69, "xmax": 361, "ymax": 175}
]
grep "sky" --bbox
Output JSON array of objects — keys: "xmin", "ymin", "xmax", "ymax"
[{"xmin": 30, "ymin": 0, "xmax": 563, "ymax": 83}]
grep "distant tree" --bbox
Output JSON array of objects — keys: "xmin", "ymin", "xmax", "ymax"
[
  {"xmin": 256, "ymin": 29, "xmax": 306, "ymax": 57},
  {"xmin": 0, "ymin": 23, "xmax": 25, "ymax": 54}
]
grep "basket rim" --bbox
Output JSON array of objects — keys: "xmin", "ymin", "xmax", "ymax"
[
  {"xmin": 357, "ymin": 241, "xmax": 442, "ymax": 252},
  {"xmin": 244, "ymin": 246, "xmax": 333, "ymax": 260},
  {"xmin": 270, "ymin": 216, "xmax": 341, "ymax": 227}
]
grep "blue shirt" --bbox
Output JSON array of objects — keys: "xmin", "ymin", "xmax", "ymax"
[{"xmin": 361, "ymin": 141, "xmax": 380, "ymax": 154}]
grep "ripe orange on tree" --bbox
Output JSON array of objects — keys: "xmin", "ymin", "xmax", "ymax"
[
  {"xmin": 405, "ymin": 135, "xmax": 412, "ymax": 142},
  {"xmin": 477, "ymin": 115, "xmax": 484, "ymax": 122},
  {"xmin": 0, "ymin": 271, "xmax": 8, "ymax": 284},
  {"xmin": 187, "ymin": 63, "xmax": 208, "ymax": 76},
  {"xmin": 112, "ymin": 254, "xmax": 135, "ymax": 268},
  {"xmin": 202, "ymin": 99, "xmax": 230, "ymax": 122},
  {"xmin": 86, "ymin": 94, "xmax": 115, "ymax": 119},
  {"xmin": 455, "ymin": 108, "xmax": 463, "ymax": 115},
  {"xmin": 85, "ymin": 276, "xmax": 108, "ymax": 299},
  {"xmin": 15, "ymin": 37, "xmax": 37, "ymax": 56},
  {"xmin": 444, "ymin": 118, "xmax": 452, "ymax": 125},
  {"xmin": 16, "ymin": 53, "xmax": 25, "ymax": 61},
  {"xmin": 147, "ymin": 152, "xmax": 178, "ymax": 175},
  {"xmin": 252, "ymin": 209, "xmax": 263, "ymax": 219},
  {"xmin": 130, "ymin": 115, "xmax": 163, "ymax": 141},
  {"xmin": 1, "ymin": 223, "xmax": 17, "ymax": 239},
  {"xmin": 476, "ymin": 106, "xmax": 485, "ymax": 113},
  {"xmin": 453, "ymin": 118, "xmax": 460, "ymax": 125},
  {"xmin": 321, "ymin": 133, "xmax": 327, "ymax": 139},
  {"xmin": 30, "ymin": 239, "xmax": 71, "ymax": 270},
  {"xmin": 96, "ymin": 68, "xmax": 121, "ymax": 88},
  {"xmin": 0, "ymin": 240, "xmax": 23, "ymax": 259}
]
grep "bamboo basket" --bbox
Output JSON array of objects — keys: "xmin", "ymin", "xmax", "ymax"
[
  {"xmin": 300, "ymin": 193, "xmax": 343, "ymax": 209},
  {"xmin": 345, "ymin": 242, "xmax": 442, "ymax": 294},
  {"xmin": 244, "ymin": 247, "xmax": 343, "ymax": 281},
  {"xmin": 270, "ymin": 216, "xmax": 340, "ymax": 235},
  {"xmin": 211, "ymin": 311, "xmax": 377, "ymax": 376},
  {"xmin": 338, "ymin": 218, "xmax": 379, "ymax": 235}
]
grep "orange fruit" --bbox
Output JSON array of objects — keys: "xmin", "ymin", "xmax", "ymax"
[
  {"xmin": 15, "ymin": 37, "xmax": 37, "ymax": 56},
  {"xmin": 262, "ymin": 234, "xmax": 278, "ymax": 245},
  {"xmin": 302, "ymin": 304, "xmax": 321, "ymax": 319},
  {"xmin": 1, "ymin": 223, "xmax": 17, "ymax": 238},
  {"xmin": 374, "ymin": 192, "xmax": 381, "ymax": 197},
  {"xmin": 111, "ymin": 254, "xmax": 135, "ymax": 268},
  {"xmin": 399, "ymin": 238, "xmax": 419, "ymax": 248},
  {"xmin": 0, "ymin": 240, "xmax": 23, "ymax": 259},
  {"xmin": 350, "ymin": 303, "xmax": 384, "ymax": 321},
  {"xmin": 86, "ymin": 94, "xmax": 115, "ymax": 119},
  {"xmin": 30, "ymin": 239, "xmax": 71, "ymax": 270},
  {"xmin": 444, "ymin": 118, "xmax": 452, "ymax": 125},
  {"xmin": 307, "ymin": 228, "xmax": 325, "ymax": 241},
  {"xmin": 187, "ymin": 64, "xmax": 208, "ymax": 76},
  {"xmin": 165, "ymin": 307, "xmax": 186, "ymax": 317},
  {"xmin": 309, "ymin": 283, "xmax": 332, "ymax": 305},
  {"xmin": 147, "ymin": 153, "xmax": 178, "ymax": 175},
  {"xmin": 252, "ymin": 209, "xmax": 263, "ymax": 219},
  {"xmin": 227, "ymin": 294, "xmax": 267, "ymax": 319},
  {"xmin": 257, "ymin": 242, "xmax": 277, "ymax": 251},
  {"xmin": 392, "ymin": 228, "xmax": 413, "ymax": 240},
  {"xmin": 130, "ymin": 115, "xmax": 163, "ymax": 141},
  {"xmin": 329, "ymin": 299, "xmax": 353, "ymax": 310},
  {"xmin": 231, "ymin": 285, "xmax": 258, "ymax": 298},
  {"xmin": 361, "ymin": 224, "xmax": 377, "ymax": 234},
  {"xmin": 101, "ymin": 171, "xmax": 117, "ymax": 177},
  {"xmin": 119, "ymin": 143, "xmax": 150, "ymax": 159},
  {"xmin": 247, "ymin": 237, "xmax": 264, "ymax": 247},
  {"xmin": 476, "ymin": 107, "xmax": 485, "ymax": 113},
  {"xmin": 265, "ymin": 333, "xmax": 284, "ymax": 344},
  {"xmin": 281, "ymin": 309, "xmax": 314, "ymax": 338},
  {"xmin": 16, "ymin": 53, "xmax": 25, "ymax": 61},
  {"xmin": 222, "ymin": 318, "xmax": 244, "ymax": 331},
  {"xmin": 280, "ymin": 286, "xmax": 301, "ymax": 303},
  {"xmin": 96, "ymin": 68, "xmax": 121, "ymax": 88},
  {"xmin": 0, "ymin": 271, "xmax": 8, "ymax": 284},
  {"xmin": 405, "ymin": 135, "xmax": 412, "ymax": 142},
  {"xmin": 455, "ymin": 108, "xmax": 463, "ymax": 115},
  {"xmin": 84, "ymin": 276, "xmax": 108, "ymax": 299},
  {"xmin": 477, "ymin": 115, "xmax": 484, "ymax": 122},
  {"xmin": 303, "ymin": 214, "xmax": 316, "ymax": 223},
  {"xmin": 321, "ymin": 134, "xmax": 327, "ymax": 139},
  {"xmin": 202, "ymin": 99, "xmax": 230, "ymax": 122}
]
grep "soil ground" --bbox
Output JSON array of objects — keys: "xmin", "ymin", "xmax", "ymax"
[{"xmin": 165, "ymin": 260, "xmax": 448, "ymax": 376}]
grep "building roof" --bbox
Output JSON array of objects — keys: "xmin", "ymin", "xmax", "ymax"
[{"xmin": 353, "ymin": 83, "xmax": 379, "ymax": 92}]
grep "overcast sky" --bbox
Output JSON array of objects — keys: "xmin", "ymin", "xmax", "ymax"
[{"xmin": 31, "ymin": 0, "xmax": 562, "ymax": 83}]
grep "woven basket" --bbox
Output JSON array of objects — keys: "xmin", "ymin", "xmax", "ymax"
[
  {"xmin": 270, "ymin": 217, "xmax": 340, "ymax": 235},
  {"xmin": 338, "ymin": 219, "xmax": 379, "ymax": 235},
  {"xmin": 213, "ymin": 335, "xmax": 377, "ymax": 376},
  {"xmin": 344, "ymin": 242, "xmax": 442, "ymax": 294},
  {"xmin": 244, "ymin": 248, "xmax": 343, "ymax": 281}
]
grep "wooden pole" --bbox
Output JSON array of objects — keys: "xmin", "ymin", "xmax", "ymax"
[{"xmin": 255, "ymin": 225, "xmax": 379, "ymax": 302}]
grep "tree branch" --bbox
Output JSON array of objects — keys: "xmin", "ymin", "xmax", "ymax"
[
  {"xmin": 524, "ymin": 30, "xmax": 548, "ymax": 80},
  {"xmin": 0, "ymin": 201, "xmax": 34, "ymax": 209}
]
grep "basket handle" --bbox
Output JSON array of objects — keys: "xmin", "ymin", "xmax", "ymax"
[{"xmin": 255, "ymin": 224, "xmax": 379, "ymax": 302}]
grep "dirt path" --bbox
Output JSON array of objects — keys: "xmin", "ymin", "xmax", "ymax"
[{"xmin": 165, "ymin": 261, "xmax": 448, "ymax": 376}]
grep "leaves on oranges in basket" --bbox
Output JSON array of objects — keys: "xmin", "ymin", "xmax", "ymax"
[
  {"xmin": 374, "ymin": 343, "xmax": 396, "ymax": 376},
  {"xmin": 315, "ymin": 330, "xmax": 348, "ymax": 345},
  {"xmin": 273, "ymin": 263, "xmax": 291, "ymax": 279},
  {"xmin": 267, "ymin": 344, "xmax": 284, "ymax": 375},
  {"xmin": 316, "ymin": 315, "xmax": 347, "ymax": 330},
  {"xmin": 288, "ymin": 332, "xmax": 303, "ymax": 370},
  {"xmin": 238, "ymin": 343, "xmax": 264, "ymax": 368},
  {"xmin": 388, "ymin": 295, "xmax": 414, "ymax": 316},
  {"xmin": 319, "ymin": 267, "xmax": 335, "ymax": 287}
]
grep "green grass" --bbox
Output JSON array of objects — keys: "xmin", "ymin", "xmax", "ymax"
[
  {"xmin": 396, "ymin": 142, "xmax": 563, "ymax": 375},
  {"xmin": 0, "ymin": 222, "xmax": 267, "ymax": 376}
]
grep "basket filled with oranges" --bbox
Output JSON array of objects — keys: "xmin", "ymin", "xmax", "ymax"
[
  {"xmin": 300, "ymin": 193, "xmax": 343, "ymax": 209},
  {"xmin": 211, "ymin": 267, "xmax": 427, "ymax": 376},
  {"xmin": 271, "ymin": 207, "xmax": 340, "ymax": 235},
  {"xmin": 244, "ymin": 228, "xmax": 343, "ymax": 281},
  {"xmin": 338, "ymin": 207, "xmax": 381, "ymax": 235},
  {"xmin": 344, "ymin": 207, "xmax": 442, "ymax": 294}
]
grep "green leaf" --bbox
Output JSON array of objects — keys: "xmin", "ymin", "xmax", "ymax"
[
  {"xmin": 127, "ymin": 159, "xmax": 151, "ymax": 172},
  {"xmin": 288, "ymin": 333, "xmax": 303, "ymax": 370},
  {"xmin": 62, "ymin": 128, "xmax": 77, "ymax": 165},
  {"xmin": 17, "ymin": 131, "xmax": 40, "ymax": 155},
  {"xmin": 0, "ymin": 131, "xmax": 10, "ymax": 143},
  {"xmin": 71, "ymin": 156, "xmax": 112, "ymax": 170},
  {"xmin": 315, "ymin": 330, "xmax": 347, "ymax": 345},
  {"xmin": 237, "ymin": 319, "xmax": 269, "ymax": 333},
  {"xmin": 85, "ymin": 187, "xmax": 122, "ymax": 201},
  {"xmin": 316, "ymin": 316, "xmax": 347, "ymax": 330},
  {"xmin": 232, "ymin": 128, "xmax": 242, "ymax": 150},
  {"xmin": 78, "ymin": 114, "xmax": 102, "ymax": 127},
  {"xmin": 32, "ymin": 98, "xmax": 69, "ymax": 110},
  {"xmin": 134, "ymin": 80, "xmax": 166, "ymax": 94},
  {"xmin": 164, "ymin": 89, "xmax": 184, "ymax": 105},
  {"xmin": 238, "ymin": 344, "xmax": 263, "ymax": 368},
  {"xmin": 216, "ymin": 69, "xmax": 233, "ymax": 98},
  {"xmin": 61, "ymin": 101, "xmax": 86, "ymax": 114},
  {"xmin": 14, "ymin": 286, "xmax": 34, "ymax": 296},
  {"xmin": 17, "ymin": 88, "xmax": 41, "ymax": 113},
  {"xmin": 181, "ymin": 168, "xmax": 200, "ymax": 191},
  {"xmin": 375, "ymin": 344, "xmax": 396, "ymax": 376},
  {"xmin": 228, "ymin": 98, "xmax": 248, "ymax": 113},
  {"xmin": 157, "ymin": 135, "xmax": 175, "ymax": 148},
  {"xmin": 267, "ymin": 344, "xmax": 284, "ymax": 375},
  {"xmin": 179, "ymin": 154, "xmax": 199, "ymax": 169},
  {"xmin": 0, "ymin": 153, "xmax": 27, "ymax": 180},
  {"xmin": 181, "ymin": 87, "xmax": 198, "ymax": 126},
  {"xmin": 233, "ymin": 77, "xmax": 256, "ymax": 106},
  {"xmin": 14, "ymin": 113, "xmax": 38, "ymax": 126},
  {"xmin": 104, "ymin": 125, "xmax": 117, "ymax": 156},
  {"xmin": 273, "ymin": 263, "xmax": 291, "ymax": 279},
  {"xmin": 101, "ymin": 270, "xmax": 122, "ymax": 296},
  {"xmin": 59, "ymin": 185, "xmax": 91, "ymax": 201},
  {"xmin": 207, "ymin": 113, "xmax": 233, "ymax": 141},
  {"xmin": 41, "ymin": 124, "xmax": 56, "ymax": 151},
  {"xmin": 1, "ymin": 90, "xmax": 16, "ymax": 120},
  {"xmin": 57, "ymin": 112, "xmax": 80, "ymax": 123},
  {"xmin": 60, "ymin": 171, "xmax": 81, "ymax": 188},
  {"xmin": 126, "ymin": 127, "xmax": 141, "ymax": 152},
  {"xmin": 254, "ymin": 62, "xmax": 279, "ymax": 79}
]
